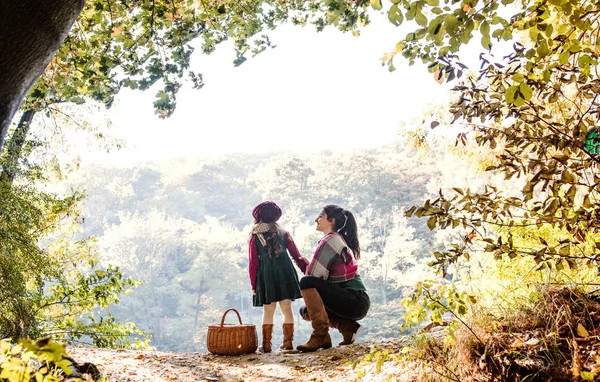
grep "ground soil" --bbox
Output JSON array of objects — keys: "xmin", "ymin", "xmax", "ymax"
[{"xmin": 68, "ymin": 339, "xmax": 415, "ymax": 382}]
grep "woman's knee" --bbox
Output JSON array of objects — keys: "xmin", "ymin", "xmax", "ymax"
[{"xmin": 299, "ymin": 275, "xmax": 321, "ymax": 290}]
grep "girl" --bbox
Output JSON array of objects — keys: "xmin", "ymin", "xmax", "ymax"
[
  {"xmin": 249, "ymin": 201, "xmax": 308, "ymax": 352},
  {"xmin": 296, "ymin": 204, "xmax": 370, "ymax": 352}
]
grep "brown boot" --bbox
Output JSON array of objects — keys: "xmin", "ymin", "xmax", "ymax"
[
  {"xmin": 280, "ymin": 323, "xmax": 294, "ymax": 350},
  {"xmin": 296, "ymin": 289, "xmax": 332, "ymax": 352},
  {"xmin": 260, "ymin": 324, "xmax": 273, "ymax": 353},
  {"xmin": 329, "ymin": 314, "xmax": 361, "ymax": 346}
]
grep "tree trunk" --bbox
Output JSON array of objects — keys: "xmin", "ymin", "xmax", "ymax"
[
  {"xmin": 1, "ymin": 109, "xmax": 36, "ymax": 183},
  {"xmin": 0, "ymin": 0, "xmax": 85, "ymax": 154}
]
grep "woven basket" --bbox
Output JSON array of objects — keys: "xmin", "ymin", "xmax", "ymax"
[{"xmin": 207, "ymin": 308, "xmax": 257, "ymax": 355}]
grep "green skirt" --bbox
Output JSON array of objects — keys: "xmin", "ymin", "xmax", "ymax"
[{"xmin": 253, "ymin": 252, "xmax": 302, "ymax": 307}]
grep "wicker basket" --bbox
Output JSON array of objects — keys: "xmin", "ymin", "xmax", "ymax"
[{"xmin": 207, "ymin": 308, "xmax": 257, "ymax": 355}]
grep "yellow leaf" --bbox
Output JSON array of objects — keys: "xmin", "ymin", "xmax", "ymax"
[
  {"xmin": 510, "ymin": 338, "xmax": 523, "ymax": 348},
  {"xmin": 111, "ymin": 26, "xmax": 123, "ymax": 37},
  {"xmin": 370, "ymin": 0, "xmax": 383, "ymax": 10},
  {"xmin": 433, "ymin": 69, "xmax": 444, "ymax": 84},
  {"xmin": 577, "ymin": 323, "xmax": 589, "ymax": 337}
]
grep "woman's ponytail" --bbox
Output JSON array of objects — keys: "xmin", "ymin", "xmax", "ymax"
[
  {"xmin": 341, "ymin": 211, "xmax": 360, "ymax": 259},
  {"xmin": 322, "ymin": 205, "xmax": 361, "ymax": 259}
]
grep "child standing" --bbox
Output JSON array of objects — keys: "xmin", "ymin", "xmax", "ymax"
[{"xmin": 249, "ymin": 201, "xmax": 308, "ymax": 352}]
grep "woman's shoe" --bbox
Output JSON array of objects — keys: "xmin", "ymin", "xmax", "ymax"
[{"xmin": 296, "ymin": 288, "xmax": 332, "ymax": 352}]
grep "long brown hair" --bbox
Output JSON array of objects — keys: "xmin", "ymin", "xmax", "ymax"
[
  {"xmin": 322, "ymin": 205, "xmax": 361, "ymax": 259},
  {"xmin": 264, "ymin": 224, "xmax": 285, "ymax": 258},
  {"xmin": 251, "ymin": 222, "xmax": 285, "ymax": 258}
]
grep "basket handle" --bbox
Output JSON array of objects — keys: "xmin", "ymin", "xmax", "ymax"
[{"xmin": 220, "ymin": 308, "xmax": 243, "ymax": 327}]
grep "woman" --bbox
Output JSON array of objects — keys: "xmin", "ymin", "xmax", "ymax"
[{"xmin": 296, "ymin": 205, "xmax": 370, "ymax": 352}]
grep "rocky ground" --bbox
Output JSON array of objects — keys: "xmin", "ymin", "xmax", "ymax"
[{"xmin": 68, "ymin": 339, "xmax": 415, "ymax": 382}]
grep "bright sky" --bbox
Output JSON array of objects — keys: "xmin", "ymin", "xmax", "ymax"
[{"xmin": 83, "ymin": 15, "xmax": 457, "ymax": 163}]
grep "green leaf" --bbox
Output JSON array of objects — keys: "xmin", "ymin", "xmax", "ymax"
[
  {"xmin": 519, "ymin": 82, "xmax": 533, "ymax": 101},
  {"xmin": 505, "ymin": 85, "xmax": 518, "ymax": 103},
  {"xmin": 425, "ymin": 0, "xmax": 439, "ymax": 5},
  {"xmin": 578, "ymin": 54, "xmax": 591, "ymax": 67},
  {"xmin": 481, "ymin": 35, "xmax": 491, "ymax": 50},
  {"xmin": 511, "ymin": 73, "xmax": 525, "ymax": 82},
  {"xmin": 580, "ymin": 371, "xmax": 595, "ymax": 381},
  {"xmin": 388, "ymin": 4, "xmax": 404, "ymax": 26},
  {"xmin": 537, "ymin": 39, "xmax": 549, "ymax": 57},
  {"xmin": 513, "ymin": 95, "xmax": 525, "ymax": 107},
  {"xmin": 480, "ymin": 21, "xmax": 490, "ymax": 37},
  {"xmin": 445, "ymin": 15, "xmax": 459, "ymax": 34},
  {"xmin": 370, "ymin": 0, "xmax": 383, "ymax": 11},
  {"xmin": 559, "ymin": 50, "xmax": 570, "ymax": 65},
  {"xmin": 415, "ymin": 11, "xmax": 427, "ymax": 27},
  {"xmin": 570, "ymin": 44, "xmax": 582, "ymax": 53},
  {"xmin": 529, "ymin": 27, "xmax": 539, "ymax": 41}
]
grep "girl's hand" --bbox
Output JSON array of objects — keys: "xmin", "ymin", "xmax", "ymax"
[{"xmin": 301, "ymin": 257, "xmax": 310, "ymax": 274}]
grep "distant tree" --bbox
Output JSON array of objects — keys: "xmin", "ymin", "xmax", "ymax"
[
  {"xmin": 361, "ymin": 207, "xmax": 428, "ymax": 304},
  {"xmin": 0, "ymin": 181, "xmax": 141, "ymax": 346}
]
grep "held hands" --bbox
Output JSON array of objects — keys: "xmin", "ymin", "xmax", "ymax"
[
  {"xmin": 301, "ymin": 257, "xmax": 310, "ymax": 274},
  {"xmin": 253, "ymin": 290, "xmax": 256, "ymax": 296}
]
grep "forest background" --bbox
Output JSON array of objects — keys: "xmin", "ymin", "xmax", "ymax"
[{"xmin": 3, "ymin": 0, "xmax": 600, "ymax": 380}]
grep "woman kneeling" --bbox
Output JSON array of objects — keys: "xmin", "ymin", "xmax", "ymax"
[{"xmin": 297, "ymin": 205, "xmax": 370, "ymax": 352}]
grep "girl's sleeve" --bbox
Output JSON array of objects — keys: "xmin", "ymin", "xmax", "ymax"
[
  {"xmin": 285, "ymin": 233, "xmax": 307, "ymax": 274},
  {"xmin": 248, "ymin": 236, "xmax": 259, "ymax": 290}
]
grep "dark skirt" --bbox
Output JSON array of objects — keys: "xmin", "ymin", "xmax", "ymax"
[{"xmin": 253, "ymin": 251, "xmax": 302, "ymax": 307}]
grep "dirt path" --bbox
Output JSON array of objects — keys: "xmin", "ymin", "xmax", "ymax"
[{"xmin": 69, "ymin": 339, "xmax": 413, "ymax": 382}]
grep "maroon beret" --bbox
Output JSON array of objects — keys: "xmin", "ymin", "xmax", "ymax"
[{"xmin": 252, "ymin": 201, "xmax": 282, "ymax": 223}]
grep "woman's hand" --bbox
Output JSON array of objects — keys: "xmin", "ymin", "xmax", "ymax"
[
  {"xmin": 252, "ymin": 290, "xmax": 256, "ymax": 296},
  {"xmin": 301, "ymin": 257, "xmax": 310, "ymax": 273}
]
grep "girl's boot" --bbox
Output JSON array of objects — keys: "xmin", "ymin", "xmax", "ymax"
[
  {"xmin": 261, "ymin": 324, "xmax": 273, "ymax": 353},
  {"xmin": 280, "ymin": 323, "xmax": 294, "ymax": 350}
]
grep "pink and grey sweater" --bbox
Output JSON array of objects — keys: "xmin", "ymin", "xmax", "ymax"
[{"xmin": 306, "ymin": 232, "xmax": 358, "ymax": 283}]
